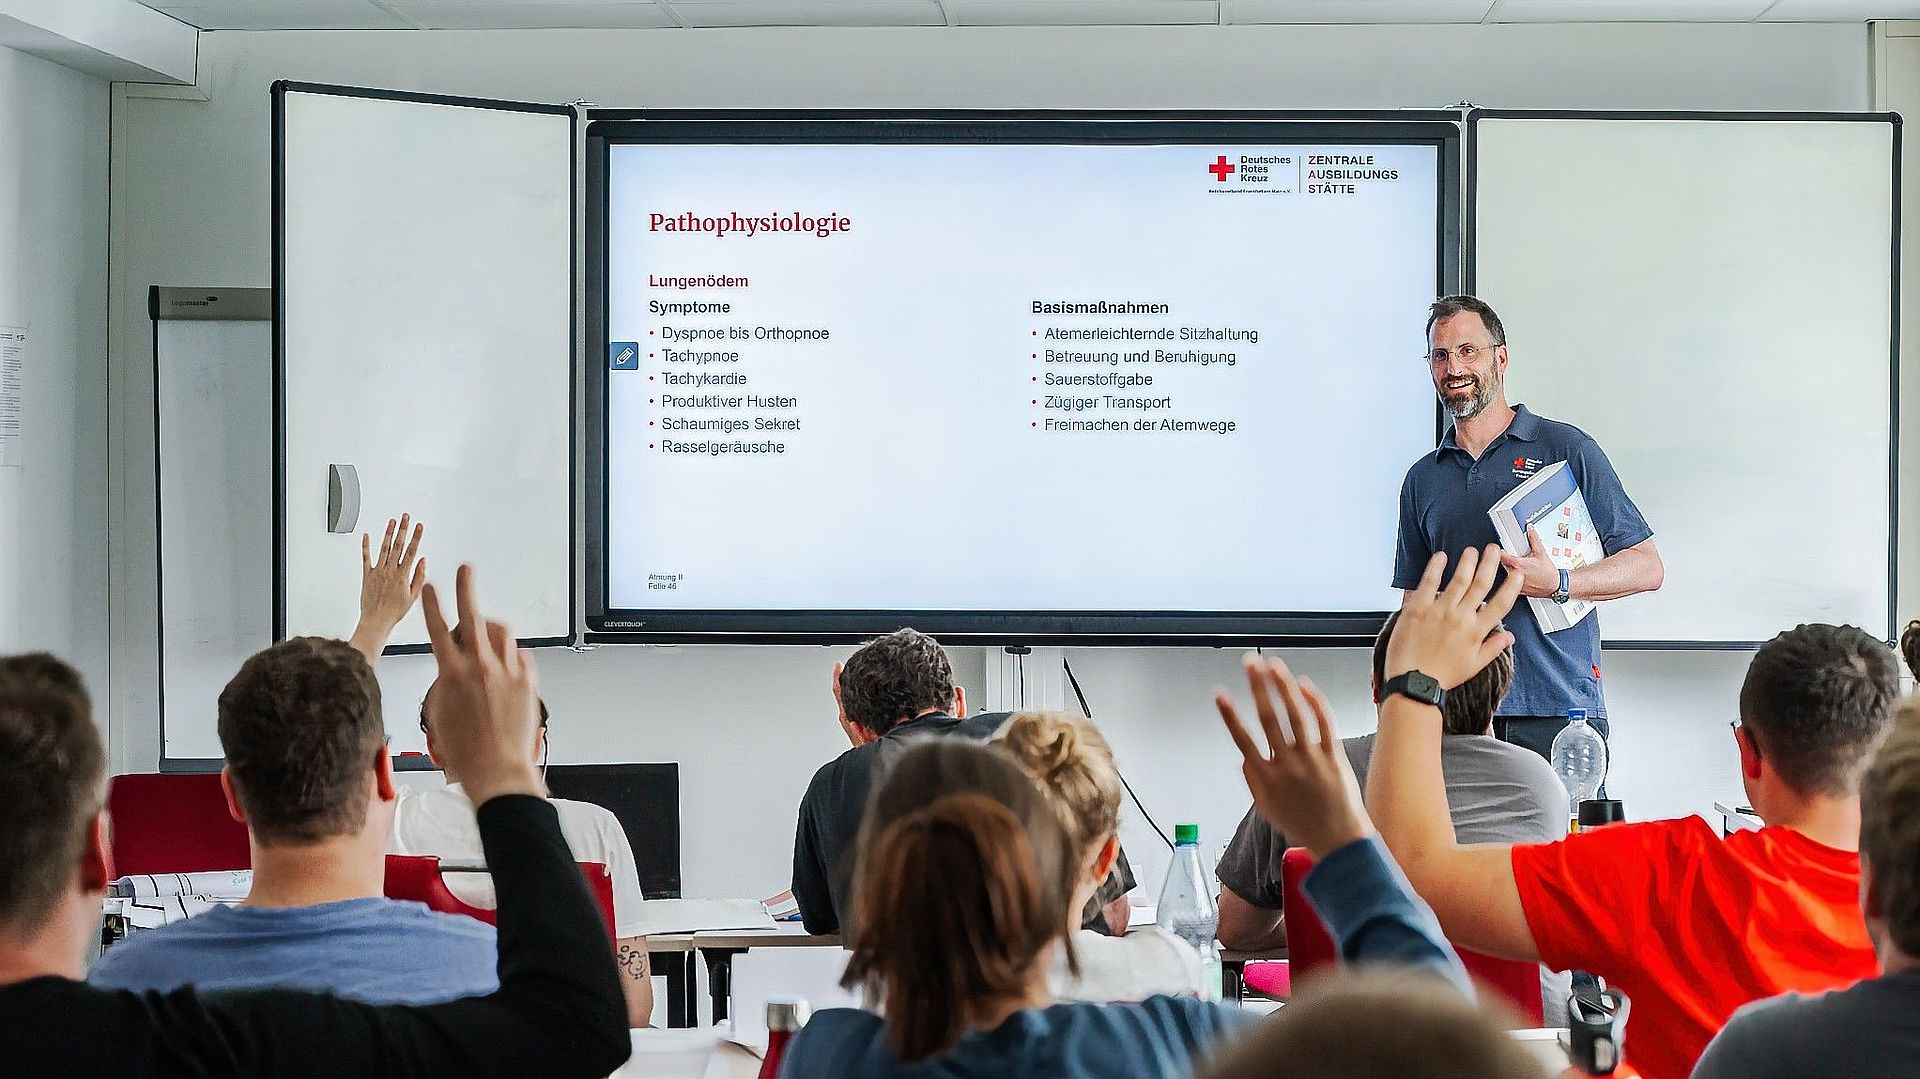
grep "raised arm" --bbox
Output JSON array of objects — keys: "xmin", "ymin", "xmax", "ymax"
[
  {"xmin": 1216, "ymin": 656, "xmax": 1469, "ymax": 994},
  {"xmin": 1367, "ymin": 546, "xmax": 1541, "ymax": 962},
  {"xmin": 347, "ymin": 514, "xmax": 426, "ymax": 665},
  {"xmin": 199, "ymin": 565, "xmax": 628, "ymax": 1078}
]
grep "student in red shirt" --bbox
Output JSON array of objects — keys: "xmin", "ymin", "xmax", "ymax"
[{"xmin": 1366, "ymin": 546, "xmax": 1896, "ymax": 1079}]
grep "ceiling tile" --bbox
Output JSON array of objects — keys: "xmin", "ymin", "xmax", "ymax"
[
  {"xmin": 1760, "ymin": 0, "xmax": 1920, "ymax": 18},
  {"xmin": 141, "ymin": 0, "xmax": 416, "ymax": 29},
  {"xmin": 1224, "ymin": 0, "xmax": 1494, "ymax": 21},
  {"xmin": 662, "ymin": 0, "xmax": 946, "ymax": 26},
  {"xmin": 1489, "ymin": 0, "xmax": 1773, "ymax": 21},
  {"xmin": 951, "ymin": 0, "xmax": 1219, "ymax": 24},
  {"xmin": 390, "ymin": 2, "xmax": 679, "ymax": 29}
]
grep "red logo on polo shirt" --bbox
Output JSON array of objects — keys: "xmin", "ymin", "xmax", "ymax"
[{"xmin": 1513, "ymin": 456, "xmax": 1526, "ymax": 469}]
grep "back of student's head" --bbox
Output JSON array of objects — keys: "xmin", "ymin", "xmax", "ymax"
[
  {"xmin": 844, "ymin": 739, "xmax": 1078, "ymax": 1062},
  {"xmin": 1371, "ymin": 611, "xmax": 1513, "ymax": 737},
  {"xmin": 1739, "ymin": 624, "xmax": 1899, "ymax": 796},
  {"xmin": 0, "ymin": 653, "xmax": 105, "ymax": 933},
  {"xmin": 219, "ymin": 637, "xmax": 384, "ymax": 845},
  {"xmin": 1902, "ymin": 619, "xmax": 1920, "ymax": 682},
  {"xmin": 996, "ymin": 711, "xmax": 1122, "ymax": 857},
  {"xmin": 1859, "ymin": 695, "xmax": 1920, "ymax": 958},
  {"xmin": 838, "ymin": 628, "xmax": 954, "ymax": 735},
  {"xmin": 1202, "ymin": 970, "xmax": 1541, "ymax": 1079}
]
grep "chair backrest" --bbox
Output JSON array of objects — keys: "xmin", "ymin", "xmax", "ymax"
[
  {"xmin": 384, "ymin": 854, "xmax": 619, "ymax": 944},
  {"xmin": 106, "ymin": 773, "xmax": 251, "ymax": 876},
  {"xmin": 1280, "ymin": 847, "xmax": 1544, "ymax": 1025}
]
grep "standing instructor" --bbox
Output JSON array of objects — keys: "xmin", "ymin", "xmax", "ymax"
[{"xmin": 1395, "ymin": 295, "xmax": 1664, "ymax": 763}]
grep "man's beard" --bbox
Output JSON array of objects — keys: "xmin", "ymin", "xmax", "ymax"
[{"xmin": 1442, "ymin": 374, "xmax": 1498, "ymax": 420}]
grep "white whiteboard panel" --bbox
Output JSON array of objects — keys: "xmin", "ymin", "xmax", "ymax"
[
  {"xmin": 157, "ymin": 315, "xmax": 273, "ymax": 761},
  {"xmin": 277, "ymin": 84, "xmax": 573, "ymax": 646},
  {"xmin": 1474, "ymin": 115, "xmax": 1895, "ymax": 644}
]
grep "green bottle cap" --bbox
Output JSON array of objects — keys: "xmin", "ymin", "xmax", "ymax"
[{"xmin": 1174, "ymin": 823, "xmax": 1199, "ymax": 844}]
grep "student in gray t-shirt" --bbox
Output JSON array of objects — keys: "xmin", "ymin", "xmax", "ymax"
[
  {"xmin": 1692, "ymin": 701, "xmax": 1920, "ymax": 1079},
  {"xmin": 1216, "ymin": 612, "xmax": 1570, "ymax": 1017}
]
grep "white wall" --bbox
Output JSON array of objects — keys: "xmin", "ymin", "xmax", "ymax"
[
  {"xmin": 0, "ymin": 45, "xmax": 109, "ymax": 709},
  {"xmin": 107, "ymin": 22, "xmax": 1874, "ymax": 897}
]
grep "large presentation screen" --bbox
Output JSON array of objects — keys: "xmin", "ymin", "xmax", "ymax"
[{"xmin": 588, "ymin": 118, "xmax": 1456, "ymax": 640}]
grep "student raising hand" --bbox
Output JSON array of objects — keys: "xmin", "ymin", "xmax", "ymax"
[
  {"xmin": 1383, "ymin": 545, "xmax": 1522, "ymax": 691},
  {"xmin": 1217, "ymin": 656, "xmax": 1372, "ymax": 859},
  {"xmin": 420, "ymin": 564, "xmax": 545, "ymax": 805},
  {"xmin": 348, "ymin": 513, "xmax": 427, "ymax": 665}
]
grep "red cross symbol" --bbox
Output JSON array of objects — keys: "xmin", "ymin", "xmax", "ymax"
[{"xmin": 1208, "ymin": 155, "xmax": 1235, "ymax": 182}]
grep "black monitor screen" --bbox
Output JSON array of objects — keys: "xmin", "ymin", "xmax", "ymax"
[{"xmin": 544, "ymin": 763, "xmax": 681, "ymax": 900}]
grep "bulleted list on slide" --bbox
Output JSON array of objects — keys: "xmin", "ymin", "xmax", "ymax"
[{"xmin": 601, "ymin": 142, "xmax": 1439, "ymax": 613}]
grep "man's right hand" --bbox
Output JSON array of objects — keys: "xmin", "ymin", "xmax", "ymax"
[
  {"xmin": 1383, "ymin": 545, "xmax": 1522, "ymax": 690},
  {"xmin": 421, "ymin": 564, "xmax": 543, "ymax": 805}
]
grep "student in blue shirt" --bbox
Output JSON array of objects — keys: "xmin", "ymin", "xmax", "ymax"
[
  {"xmin": 780, "ymin": 636, "xmax": 1474, "ymax": 1078},
  {"xmin": 90, "ymin": 525, "xmax": 497, "ymax": 1004}
]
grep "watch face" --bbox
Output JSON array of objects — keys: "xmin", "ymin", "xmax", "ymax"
[{"xmin": 1407, "ymin": 672, "xmax": 1442, "ymax": 701}]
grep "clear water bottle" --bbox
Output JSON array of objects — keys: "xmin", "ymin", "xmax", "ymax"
[
  {"xmin": 1157, "ymin": 823, "xmax": 1221, "ymax": 1001},
  {"xmin": 1550, "ymin": 709, "xmax": 1608, "ymax": 832}
]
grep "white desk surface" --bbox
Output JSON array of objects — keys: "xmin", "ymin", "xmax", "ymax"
[
  {"xmin": 1713, "ymin": 801, "xmax": 1764, "ymax": 832},
  {"xmin": 692, "ymin": 922, "xmax": 843, "ymax": 950}
]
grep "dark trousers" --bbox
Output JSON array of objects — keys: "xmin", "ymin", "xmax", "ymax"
[{"xmin": 1494, "ymin": 713, "xmax": 1612, "ymax": 799}]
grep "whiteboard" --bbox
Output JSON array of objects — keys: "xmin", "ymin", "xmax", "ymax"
[
  {"xmin": 155, "ymin": 295, "xmax": 273, "ymax": 761},
  {"xmin": 275, "ymin": 83, "xmax": 574, "ymax": 647},
  {"xmin": 1472, "ymin": 114, "xmax": 1896, "ymax": 644}
]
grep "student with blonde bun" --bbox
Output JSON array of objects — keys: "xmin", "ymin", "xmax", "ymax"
[{"xmin": 997, "ymin": 711, "xmax": 1206, "ymax": 1003}]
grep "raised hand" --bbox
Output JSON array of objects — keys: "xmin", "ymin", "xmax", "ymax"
[
  {"xmin": 348, "ymin": 515, "xmax": 426, "ymax": 665},
  {"xmin": 1216, "ymin": 654, "xmax": 1371, "ymax": 858},
  {"xmin": 420, "ymin": 564, "xmax": 543, "ymax": 805},
  {"xmin": 361, "ymin": 514, "xmax": 426, "ymax": 627},
  {"xmin": 1385, "ymin": 546, "xmax": 1523, "ymax": 691}
]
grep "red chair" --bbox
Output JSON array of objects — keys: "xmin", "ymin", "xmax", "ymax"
[
  {"xmin": 1280, "ymin": 847, "xmax": 1543, "ymax": 1025},
  {"xmin": 105, "ymin": 773, "xmax": 251, "ymax": 877},
  {"xmin": 385, "ymin": 854, "xmax": 619, "ymax": 945}
]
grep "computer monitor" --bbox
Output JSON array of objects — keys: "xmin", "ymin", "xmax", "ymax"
[{"xmin": 543, "ymin": 763, "xmax": 681, "ymax": 899}]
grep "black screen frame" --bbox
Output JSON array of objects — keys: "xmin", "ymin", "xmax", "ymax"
[{"xmin": 585, "ymin": 110, "xmax": 1462, "ymax": 645}]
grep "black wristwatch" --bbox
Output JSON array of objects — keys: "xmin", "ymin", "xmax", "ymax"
[{"xmin": 1380, "ymin": 671, "xmax": 1446, "ymax": 710}]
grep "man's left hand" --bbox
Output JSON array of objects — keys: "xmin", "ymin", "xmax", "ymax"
[{"xmin": 1497, "ymin": 527, "xmax": 1560, "ymax": 598}]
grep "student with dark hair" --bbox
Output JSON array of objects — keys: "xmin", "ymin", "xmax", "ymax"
[
  {"xmin": 1693, "ymin": 695, "xmax": 1920, "ymax": 1078},
  {"xmin": 791, "ymin": 628, "xmax": 1136, "ymax": 935},
  {"xmin": 88, "ymin": 636, "xmax": 498, "ymax": 1004},
  {"xmin": 1368, "ymin": 546, "xmax": 1899, "ymax": 1079},
  {"xmin": 1900, "ymin": 618, "xmax": 1920, "ymax": 682},
  {"xmin": 0, "ymin": 566, "xmax": 630, "ymax": 1077},
  {"xmin": 1216, "ymin": 610, "xmax": 1567, "ymax": 1014},
  {"xmin": 781, "ymin": 634, "xmax": 1474, "ymax": 1077}
]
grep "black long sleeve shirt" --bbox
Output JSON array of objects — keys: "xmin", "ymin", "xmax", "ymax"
[{"xmin": 0, "ymin": 795, "xmax": 630, "ymax": 1078}]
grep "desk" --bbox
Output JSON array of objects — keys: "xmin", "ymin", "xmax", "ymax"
[
  {"xmin": 1714, "ymin": 801, "xmax": 1762, "ymax": 836},
  {"xmin": 692, "ymin": 925, "xmax": 845, "ymax": 1025},
  {"xmin": 646, "ymin": 934, "xmax": 697, "ymax": 1028},
  {"xmin": 1220, "ymin": 946, "xmax": 1287, "ymax": 1004}
]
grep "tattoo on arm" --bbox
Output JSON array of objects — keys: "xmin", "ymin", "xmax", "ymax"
[{"xmin": 617, "ymin": 941, "xmax": 652, "ymax": 981}]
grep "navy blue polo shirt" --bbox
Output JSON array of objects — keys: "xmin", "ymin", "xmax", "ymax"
[{"xmin": 1393, "ymin": 404, "xmax": 1653, "ymax": 718}]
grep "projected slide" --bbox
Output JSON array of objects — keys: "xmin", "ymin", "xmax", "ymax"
[{"xmin": 601, "ymin": 137, "xmax": 1442, "ymax": 623}]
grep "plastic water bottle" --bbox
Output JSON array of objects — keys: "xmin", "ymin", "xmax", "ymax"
[
  {"xmin": 1550, "ymin": 709, "xmax": 1608, "ymax": 832},
  {"xmin": 1157, "ymin": 823, "xmax": 1222, "ymax": 1001}
]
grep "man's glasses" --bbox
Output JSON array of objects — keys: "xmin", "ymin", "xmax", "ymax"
[{"xmin": 1426, "ymin": 342, "xmax": 1498, "ymax": 366}]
